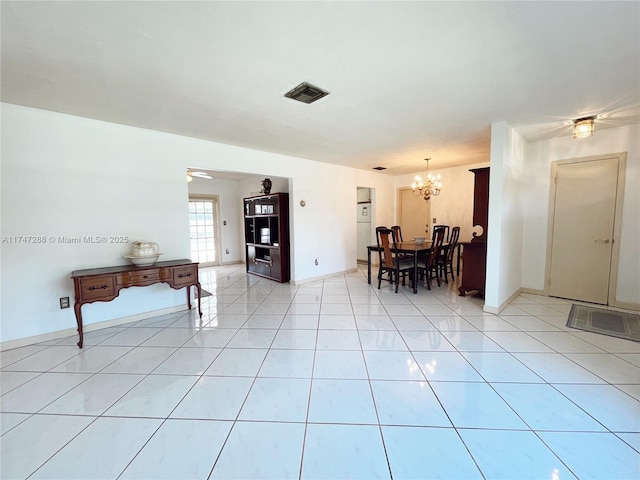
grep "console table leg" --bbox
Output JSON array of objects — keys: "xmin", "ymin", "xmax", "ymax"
[
  {"xmin": 186, "ymin": 287, "xmax": 192, "ymax": 310},
  {"xmin": 73, "ymin": 301, "xmax": 84, "ymax": 348},
  {"xmin": 196, "ymin": 282, "xmax": 203, "ymax": 317}
]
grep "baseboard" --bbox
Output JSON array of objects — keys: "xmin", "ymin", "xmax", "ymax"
[
  {"xmin": 357, "ymin": 259, "xmax": 379, "ymax": 266},
  {"xmin": 0, "ymin": 305, "xmax": 186, "ymax": 352},
  {"xmin": 291, "ymin": 268, "xmax": 359, "ymax": 286},
  {"xmin": 483, "ymin": 288, "xmax": 523, "ymax": 314},
  {"xmin": 520, "ymin": 288, "xmax": 639, "ymax": 312},
  {"xmin": 610, "ymin": 299, "xmax": 640, "ymax": 312},
  {"xmin": 220, "ymin": 260, "xmax": 243, "ymax": 266},
  {"xmin": 520, "ymin": 287, "xmax": 547, "ymax": 296}
]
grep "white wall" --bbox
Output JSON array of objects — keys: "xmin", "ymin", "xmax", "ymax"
[
  {"xmin": 395, "ymin": 161, "xmax": 490, "ymax": 242},
  {"xmin": 522, "ymin": 123, "xmax": 640, "ymax": 306},
  {"xmin": 1, "ymin": 103, "xmax": 397, "ymax": 344},
  {"xmin": 241, "ymin": 176, "xmax": 289, "ymax": 198},
  {"xmin": 1, "ymin": 104, "xmax": 190, "ymax": 343},
  {"xmin": 485, "ymin": 122, "xmax": 526, "ymax": 311}
]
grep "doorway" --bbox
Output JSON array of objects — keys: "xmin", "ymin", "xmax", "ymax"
[
  {"xmin": 188, "ymin": 195, "xmax": 221, "ymax": 267},
  {"xmin": 547, "ymin": 154, "xmax": 626, "ymax": 305},
  {"xmin": 398, "ymin": 187, "xmax": 431, "ymax": 240}
]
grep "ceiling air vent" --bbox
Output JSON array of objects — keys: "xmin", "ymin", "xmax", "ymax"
[
  {"xmin": 284, "ymin": 82, "xmax": 330, "ymax": 104},
  {"xmin": 373, "ymin": 166, "xmax": 387, "ymax": 171}
]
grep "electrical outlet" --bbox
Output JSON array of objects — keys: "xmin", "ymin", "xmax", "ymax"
[
  {"xmin": 223, "ymin": 220, "xmax": 227, "ymax": 226},
  {"xmin": 433, "ymin": 217, "xmax": 437, "ymax": 223},
  {"xmin": 225, "ymin": 248, "xmax": 230, "ymax": 254},
  {"xmin": 315, "ymin": 258, "xmax": 319, "ymax": 266},
  {"xmin": 60, "ymin": 297, "xmax": 70, "ymax": 309}
]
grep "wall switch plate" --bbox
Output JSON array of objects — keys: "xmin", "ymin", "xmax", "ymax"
[
  {"xmin": 433, "ymin": 218, "xmax": 437, "ymax": 223},
  {"xmin": 60, "ymin": 297, "xmax": 70, "ymax": 309}
]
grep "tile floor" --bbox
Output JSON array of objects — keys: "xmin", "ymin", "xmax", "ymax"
[{"xmin": 1, "ymin": 264, "xmax": 639, "ymax": 479}]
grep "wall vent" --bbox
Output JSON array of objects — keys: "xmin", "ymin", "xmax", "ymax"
[
  {"xmin": 284, "ymin": 82, "xmax": 330, "ymax": 104},
  {"xmin": 372, "ymin": 166, "xmax": 387, "ymax": 171}
]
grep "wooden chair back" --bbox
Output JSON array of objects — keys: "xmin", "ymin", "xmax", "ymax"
[
  {"xmin": 433, "ymin": 224, "xmax": 450, "ymax": 243},
  {"xmin": 446, "ymin": 226, "xmax": 461, "ymax": 262},
  {"xmin": 390, "ymin": 225, "xmax": 403, "ymax": 243},
  {"xmin": 376, "ymin": 227, "xmax": 395, "ymax": 268},
  {"xmin": 426, "ymin": 227, "xmax": 445, "ymax": 268}
]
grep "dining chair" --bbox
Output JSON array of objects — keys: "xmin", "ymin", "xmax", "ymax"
[
  {"xmin": 419, "ymin": 227, "xmax": 445, "ymax": 290},
  {"xmin": 437, "ymin": 226, "xmax": 460, "ymax": 283},
  {"xmin": 432, "ymin": 224, "xmax": 450, "ymax": 243},
  {"xmin": 391, "ymin": 225, "xmax": 414, "ymax": 261},
  {"xmin": 390, "ymin": 225, "xmax": 403, "ymax": 243},
  {"xmin": 375, "ymin": 227, "xmax": 414, "ymax": 293}
]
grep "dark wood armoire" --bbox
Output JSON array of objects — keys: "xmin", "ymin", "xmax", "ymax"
[
  {"xmin": 243, "ymin": 193, "xmax": 290, "ymax": 283},
  {"xmin": 459, "ymin": 167, "xmax": 490, "ymax": 297}
]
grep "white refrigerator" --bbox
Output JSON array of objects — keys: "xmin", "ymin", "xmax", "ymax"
[{"xmin": 357, "ymin": 203, "xmax": 371, "ymax": 262}]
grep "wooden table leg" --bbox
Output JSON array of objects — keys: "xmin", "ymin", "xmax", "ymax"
[
  {"xmin": 73, "ymin": 301, "xmax": 84, "ymax": 348},
  {"xmin": 196, "ymin": 281, "xmax": 203, "ymax": 317},
  {"xmin": 413, "ymin": 252, "xmax": 418, "ymax": 294},
  {"xmin": 367, "ymin": 248, "xmax": 372, "ymax": 284},
  {"xmin": 185, "ymin": 285, "xmax": 202, "ymax": 317}
]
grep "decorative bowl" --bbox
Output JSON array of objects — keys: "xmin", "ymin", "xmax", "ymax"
[
  {"xmin": 413, "ymin": 236, "xmax": 426, "ymax": 244},
  {"xmin": 124, "ymin": 253, "xmax": 162, "ymax": 266},
  {"xmin": 131, "ymin": 241, "xmax": 159, "ymax": 257}
]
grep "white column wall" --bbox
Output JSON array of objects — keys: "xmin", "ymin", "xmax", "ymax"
[
  {"xmin": 485, "ymin": 122, "xmax": 526, "ymax": 312},
  {"xmin": 1, "ymin": 103, "xmax": 397, "ymax": 344}
]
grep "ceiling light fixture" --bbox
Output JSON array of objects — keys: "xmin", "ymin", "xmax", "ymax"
[
  {"xmin": 412, "ymin": 158, "xmax": 442, "ymax": 202},
  {"xmin": 573, "ymin": 116, "xmax": 596, "ymax": 139}
]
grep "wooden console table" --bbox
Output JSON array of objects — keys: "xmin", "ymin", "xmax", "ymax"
[{"xmin": 71, "ymin": 259, "xmax": 202, "ymax": 348}]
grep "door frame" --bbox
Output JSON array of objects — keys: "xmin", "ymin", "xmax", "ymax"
[
  {"xmin": 544, "ymin": 152, "xmax": 627, "ymax": 307},
  {"xmin": 188, "ymin": 194, "xmax": 222, "ymax": 267}
]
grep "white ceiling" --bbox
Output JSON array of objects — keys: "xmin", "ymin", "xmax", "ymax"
[{"xmin": 2, "ymin": 1, "xmax": 639, "ymax": 175}]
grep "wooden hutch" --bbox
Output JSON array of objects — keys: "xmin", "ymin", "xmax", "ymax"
[
  {"xmin": 243, "ymin": 193, "xmax": 290, "ymax": 283},
  {"xmin": 459, "ymin": 167, "xmax": 490, "ymax": 297}
]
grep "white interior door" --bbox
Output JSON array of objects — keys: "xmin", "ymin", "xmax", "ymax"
[
  {"xmin": 398, "ymin": 188, "xmax": 430, "ymax": 239},
  {"xmin": 549, "ymin": 157, "xmax": 619, "ymax": 304}
]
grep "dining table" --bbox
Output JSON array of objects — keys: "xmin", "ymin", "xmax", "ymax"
[{"xmin": 367, "ymin": 241, "xmax": 447, "ymax": 294}]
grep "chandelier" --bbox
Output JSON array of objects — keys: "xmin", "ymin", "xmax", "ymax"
[{"xmin": 412, "ymin": 158, "xmax": 442, "ymax": 201}]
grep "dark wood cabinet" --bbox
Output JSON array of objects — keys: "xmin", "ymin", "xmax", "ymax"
[
  {"xmin": 244, "ymin": 193, "xmax": 290, "ymax": 282},
  {"xmin": 459, "ymin": 167, "xmax": 490, "ymax": 297}
]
